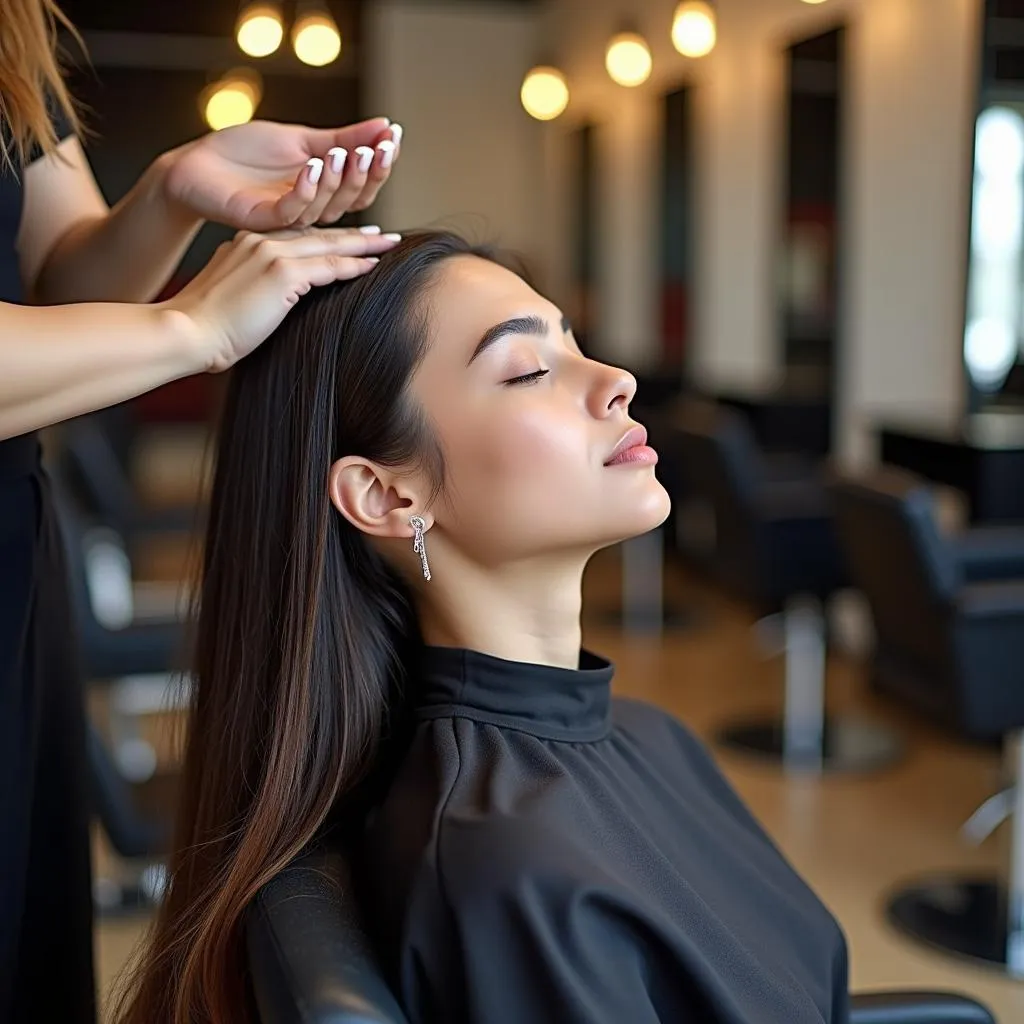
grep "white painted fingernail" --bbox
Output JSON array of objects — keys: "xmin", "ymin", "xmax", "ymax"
[
  {"xmin": 365, "ymin": 256, "xmax": 380, "ymax": 264},
  {"xmin": 377, "ymin": 140, "xmax": 396, "ymax": 169},
  {"xmin": 328, "ymin": 147, "xmax": 347, "ymax": 174},
  {"xmin": 355, "ymin": 146, "xmax": 374, "ymax": 172},
  {"xmin": 390, "ymin": 123, "xmax": 403, "ymax": 145},
  {"xmin": 306, "ymin": 157, "xmax": 324, "ymax": 184},
  {"xmin": 358, "ymin": 224, "xmax": 381, "ymax": 234},
  {"xmin": 382, "ymin": 232, "xmax": 402, "ymax": 242}
]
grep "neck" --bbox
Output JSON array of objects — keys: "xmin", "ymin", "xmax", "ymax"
[{"xmin": 416, "ymin": 555, "xmax": 587, "ymax": 670}]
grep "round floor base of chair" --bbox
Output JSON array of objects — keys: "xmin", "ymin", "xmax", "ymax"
[
  {"xmin": 716, "ymin": 716, "xmax": 904, "ymax": 774},
  {"xmin": 887, "ymin": 877, "xmax": 1024, "ymax": 976}
]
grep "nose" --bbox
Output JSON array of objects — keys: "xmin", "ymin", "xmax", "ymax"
[{"xmin": 588, "ymin": 360, "xmax": 637, "ymax": 419}]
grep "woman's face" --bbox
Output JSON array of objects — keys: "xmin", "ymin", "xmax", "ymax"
[{"xmin": 410, "ymin": 255, "xmax": 670, "ymax": 566}]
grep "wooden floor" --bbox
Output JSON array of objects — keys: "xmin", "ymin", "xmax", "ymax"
[{"xmin": 94, "ymin": 551, "xmax": 1024, "ymax": 1022}]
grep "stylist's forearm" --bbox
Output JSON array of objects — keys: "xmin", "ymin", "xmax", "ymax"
[
  {"xmin": 0, "ymin": 301, "xmax": 202, "ymax": 439},
  {"xmin": 32, "ymin": 152, "xmax": 203, "ymax": 304}
]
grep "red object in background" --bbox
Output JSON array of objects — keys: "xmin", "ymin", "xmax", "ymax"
[
  {"xmin": 784, "ymin": 201, "xmax": 836, "ymax": 320},
  {"xmin": 661, "ymin": 281, "xmax": 687, "ymax": 369},
  {"xmin": 133, "ymin": 271, "xmax": 219, "ymax": 424}
]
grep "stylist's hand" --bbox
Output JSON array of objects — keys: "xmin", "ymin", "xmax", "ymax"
[
  {"xmin": 163, "ymin": 226, "xmax": 399, "ymax": 373},
  {"xmin": 161, "ymin": 118, "xmax": 400, "ymax": 231}
]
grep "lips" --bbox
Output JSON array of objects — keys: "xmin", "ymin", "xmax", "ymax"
[{"xmin": 604, "ymin": 424, "xmax": 649, "ymax": 466}]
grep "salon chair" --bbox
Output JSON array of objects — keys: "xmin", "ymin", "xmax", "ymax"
[
  {"xmin": 830, "ymin": 472, "xmax": 1024, "ymax": 976},
  {"xmin": 58, "ymin": 411, "xmax": 198, "ymax": 543},
  {"xmin": 672, "ymin": 401, "xmax": 901, "ymax": 773},
  {"xmin": 245, "ymin": 845, "xmax": 997, "ymax": 1024},
  {"xmin": 54, "ymin": 482, "xmax": 189, "ymax": 913}
]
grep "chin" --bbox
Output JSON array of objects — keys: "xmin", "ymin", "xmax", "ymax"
[{"xmin": 598, "ymin": 477, "xmax": 672, "ymax": 549}]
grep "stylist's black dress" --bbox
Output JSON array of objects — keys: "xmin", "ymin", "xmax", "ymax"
[
  {"xmin": 0, "ymin": 127, "xmax": 96, "ymax": 1022},
  {"xmin": 361, "ymin": 647, "xmax": 850, "ymax": 1023}
]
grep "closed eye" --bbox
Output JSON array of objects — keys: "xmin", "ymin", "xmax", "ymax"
[{"xmin": 503, "ymin": 369, "xmax": 550, "ymax": 387}]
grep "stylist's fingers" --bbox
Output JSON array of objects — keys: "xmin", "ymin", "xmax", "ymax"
[
  {"xmin": 263, "ymin": 158, "xmax": 326, "ymax": 227},
  {"xmin": 316, "ymin": 145, "xmax": 377, "ymax": 224},
  {"xmin": 346, "ymin": 126, "xmax": 401, "ymax": 215},
  {"xmin": 286, "ymin": 252, "xmax": 385, "ymax": 292},
  {"xmin": 292, "ymin": 148, "xmax": 350, "ymax": 227},
  {"xmin": 236, "ymin": 225, "xmax": 401, "ymax": 259}
]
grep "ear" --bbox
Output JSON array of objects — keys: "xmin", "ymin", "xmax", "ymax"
[{"xmin": 327, "ymin": 456, "xmax": 431, "ymax": 539}]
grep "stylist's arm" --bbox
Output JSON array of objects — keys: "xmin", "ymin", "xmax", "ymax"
[
  {"xmin": 0, "ymin": 225, "xmax": 397, "ymax": 440},
  {"xmin": 0, "ymin": 117, "xmax": 402, "ymax": 441}
]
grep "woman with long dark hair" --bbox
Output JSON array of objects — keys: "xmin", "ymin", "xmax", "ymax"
[{"xmin": 118, "ymin": 231, "xmax": 849, "ymax": 1024}]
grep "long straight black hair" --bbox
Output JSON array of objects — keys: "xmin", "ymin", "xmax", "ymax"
[{"xmin": 115, "ymin": 230, "xmax": 498, "ymax": 1024}]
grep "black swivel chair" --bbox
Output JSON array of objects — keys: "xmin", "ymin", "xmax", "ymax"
[
  {"xmin": 59, "ymin": 411, "xmax": 199, "ymax": 543},
  {"xmin": 245, "ymin": 843, "xmax": 998, "ymax": 1024},
  {"xmin": 830, "ymin": 472, "xmax": 1024, "ymax": 976},
  {"xmin": 672, "ymin": 401, "xmax": 902, "ymax": 773},
  {"xmin": 54, "ymin": 482, "xmax": 188, "ymax": 913}
]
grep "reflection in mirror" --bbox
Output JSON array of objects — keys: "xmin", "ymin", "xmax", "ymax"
[
  {"xmin": 777, "ymin": 24, "xmax": 846, "ymax": 426},
  {"xmin": 660, "ymin": 85, "xmax": 694, "ymax": 374},
  {"xmin": 964, "ymin": 0, "xmax": 1024, "ymax": 407},
  {"xmin": 568, "ymin": 123, "xmax": 597, "ymax": 355}
]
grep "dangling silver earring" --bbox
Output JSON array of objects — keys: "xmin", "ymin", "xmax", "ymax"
[{"xmin": 409, "ymin": 515, "xmax": 431, "ymax": 581}]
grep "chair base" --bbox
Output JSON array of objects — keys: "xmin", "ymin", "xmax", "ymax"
[
  {"xmin": 887, "ymin": 877, "xmax": 1024, "ymax": 977},
  {"xmin": 716, "ymin": 716, "xmax": 904, "ymax": 774}
]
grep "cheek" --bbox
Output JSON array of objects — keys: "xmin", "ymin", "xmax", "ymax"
[{"xmin": 447, "ymin": 405, "xmax": 588, "ymax": 490}]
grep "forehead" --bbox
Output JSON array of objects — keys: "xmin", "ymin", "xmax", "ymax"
[{"xmin": 422, "ymin": 255, "xmax": 551, "ymax": 354}]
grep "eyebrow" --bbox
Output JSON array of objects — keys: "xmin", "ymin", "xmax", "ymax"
[{"xmin": 468, "ymin": 313, "xmax": 572, "ymax": 365}]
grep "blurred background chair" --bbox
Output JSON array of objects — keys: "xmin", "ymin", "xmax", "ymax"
[
  {"xmin": 58, "ymin": 409, "xmax": 199, "ymax": 546},
  {"xmin": 54, "ymin": 478, "xmax": 190, "ymax": 915},
  {"xmin": 830, "ymin": 471, "xmax": 1024, "ymax": 976},
  {"xmin": 670, "ymin": 400, "xmax": 902, "ymax": 773},
  {"xmin": 245, "ymin": 844, "xmax": 998, "ymax": 1024}
]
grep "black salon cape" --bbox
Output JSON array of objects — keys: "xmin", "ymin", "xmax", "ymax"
[{"xmin": 359, "ymin": 647, "xmax": 849, "ymax": 1024}]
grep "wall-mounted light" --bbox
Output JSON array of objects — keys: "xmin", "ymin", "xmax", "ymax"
[
  {"xmin": 201, "ymin": 68, "xmax": 263, "ymax": 131},
  {"xmin": 521, "ymin": 65, "xmax": 570, "ymax": 121},
  {"xmin": 671, "ymin": 2, "xmax": 717, "ymax": 59},
  {"xmin": 236, "ymin": 2, "xmax": 284, "ymax": 58},
  {"xmin": 800, "ymin": 1, "xmax": 831, "ymax": 5},
  {"xmin": 292, "ymin": 1, "xmax": 342, "ymax": 67},
  {"xmin": 605, "ymin": 30, "xmax": 652, "ymax": 87}
]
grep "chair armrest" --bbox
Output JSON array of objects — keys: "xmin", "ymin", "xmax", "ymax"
[
  {"xmin": 850, "ymin": 990, "xmax": 996, "ymax": 1023},
  {"xmin": 957, "ymin": 580, "xmax": 1024, "ymax": 619},
  {"xmin": 760, "ymin": 453, "xmax": 819, "ymax": 484},
  {"xmin": 756, "ymin": 479, "xmax": 830, "ymax": 521},
  {"xmin": 245, "ymin": 847, "xmax": 408, "ymax": 1024},
  {"xmin": 954, "ymin": 526, "xmax": 1024, "ymax": 584},
  {"xmin": 82, "ymin": 620, "xmax": 185, "ymax": 681}
]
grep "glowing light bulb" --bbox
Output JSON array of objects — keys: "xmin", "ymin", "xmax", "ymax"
[
  {"xmin": 236, "ymin": 3, "xmax": 284, "ymax": 58},
  {"xmin": 605, "ymin": 32, "xmax": 652, "ymax": 87},
  {"xmin": 671, "ymin": 2, "xmax": 717, "ymax": 59},
  {"xmin": 202, "ymin": 69, "xmax": 262, "ymax": 131},
  {"xmin": 292, "ymin": 10, "xmax": 342, "ymax": 67},
  {"xmin": 521, "ymin": 66, "xmax": 570, "ymax": 121}
]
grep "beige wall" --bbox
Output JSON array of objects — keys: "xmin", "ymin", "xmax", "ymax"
[{"xmin": 364, "ymin": 1, "xmax": 542, "ymax": 269}]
